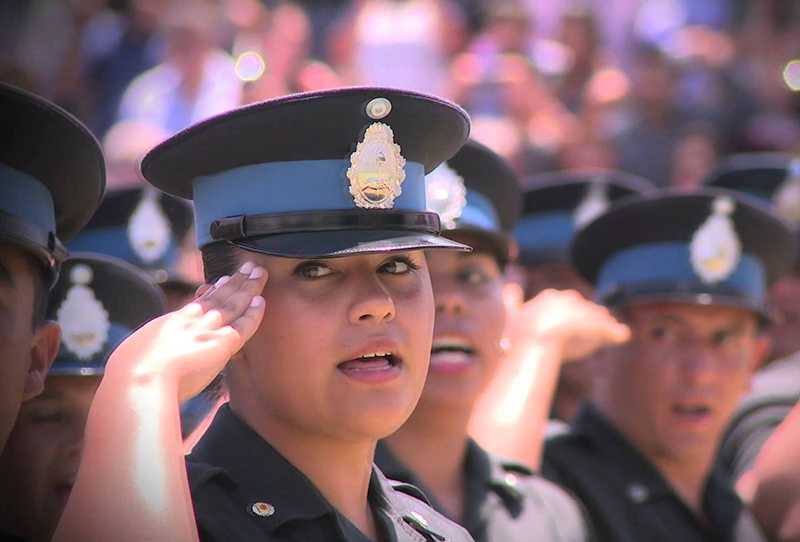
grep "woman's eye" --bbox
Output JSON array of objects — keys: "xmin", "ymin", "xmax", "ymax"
[
  {"xmin": 295, "ymin": 262, "xmax": 334, "ymax": 279},
  {"xmin": 381, "ymin": 257, "xmax": 417, "ymax": 275},
  {"xmin": 650, "ymin": 326, "xmax": 674, "ymax": 342},
  {"xmin": 30, "ymin": 410, "xmax": 64, "ymax": 424}
]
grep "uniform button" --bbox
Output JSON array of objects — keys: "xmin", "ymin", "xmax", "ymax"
[
  {"xmin": 250, "ymin": 502, "xmax": 275, "ymax": 517},
  {"xmin": 627, "ymin": 483, "xmax": 649, "ymax": 504}
]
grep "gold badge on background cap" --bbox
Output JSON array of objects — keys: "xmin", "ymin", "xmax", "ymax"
[
  {"xmin": 573, "ymin": 180, "xmax": 610, "ymax": 227},
  {"xmin": 426, "ymin": 162, "xmax": 467, "ymax": 229},
  {"xmin": 347, "ymin": 122, "xmax": 406, "ymax": 209},
  {"xmin": 690, "ymin": 196, "xmax": 742, "ymax": 284},
  {"xmin": 128, "ymin": 189, "xmax": 171, "ymax": 263},
  {"xmin": 774, "ymin": 158, "xmax": 800, "ymax": 226},
  {"xmin": 56, "ymin": 264, "xmax": 111, "ymax": 360}
]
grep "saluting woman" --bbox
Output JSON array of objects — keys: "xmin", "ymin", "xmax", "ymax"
[{"xmin": 55, "ymin": 88, "xmax": 476, "ymax": 542}]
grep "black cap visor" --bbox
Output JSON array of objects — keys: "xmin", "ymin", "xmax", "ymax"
[{"xmin": 230, "ymin": 229, "xmax": 469, "ymax": 258}]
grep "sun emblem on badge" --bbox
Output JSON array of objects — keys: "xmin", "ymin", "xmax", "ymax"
[
  {"xmin": 690, "ymin": 196, "xmax": 742, "ymax": 284},
  {"xmin": 426, "ymin": 162, "xmax": 467, "ymax": 229},
  {"xmin": 347, "ymin": 123, "xmax": 406, "ymax": 209},
  {"xmin": 56, "ymin": 264, "xmax": 111, "ymax": 360}
]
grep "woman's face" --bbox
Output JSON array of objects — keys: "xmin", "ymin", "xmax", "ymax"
[
  {"xmin": 230, "ymin": 250, "xmax": 434, "ymax": 441},
  {"xmin": 417, "ymin": 249, "xmax": 506, "ymax": 413}
]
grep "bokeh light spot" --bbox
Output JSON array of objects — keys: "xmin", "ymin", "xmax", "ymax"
[
  {"xmin": 235, "ymin": 51, "xmax": 266, "ymax": 82},
  {"xmin": 784, "ymin": 60, "xmax": 800, "ymax": 91}
]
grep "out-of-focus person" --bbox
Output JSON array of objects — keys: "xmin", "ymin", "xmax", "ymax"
[
  {"xmin": 613, "ymin": 43, "xmax": 689, "ymax": 187},
  {"xmin": 116, "ymin": 0, "xmax": 242, "ymax": 134},
  {"xmin": 0, "ymin": 255, "xmax": 164, "ymax": 542},
  {"xmin": 511, "ymin": 171, "xmax": 653, "ymax": 422},
  {"xmin": 328, "ymin": 0, "xmax": 466, "ymax": 95},
  {"xmin": 542, "ymin": 190, "xmax": 790, "ymax": 541}
]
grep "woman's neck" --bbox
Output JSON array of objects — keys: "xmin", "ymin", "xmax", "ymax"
[
  {"xmin": 229, "ymin": 398, "xmax": 379, "ymax": 540},
  {"xmin": 384, "ymin": 401, "xmax": 472, "ymax": 521}
]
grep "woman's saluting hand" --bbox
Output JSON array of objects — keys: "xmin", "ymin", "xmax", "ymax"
[{"xmin": 107, "ymin": 262, "xmax": 268, "ymax": 402}]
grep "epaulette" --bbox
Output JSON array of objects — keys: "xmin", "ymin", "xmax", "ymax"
[{"xmin": 388, "ymin": 479, "xmax": 432, "ymax": 505}]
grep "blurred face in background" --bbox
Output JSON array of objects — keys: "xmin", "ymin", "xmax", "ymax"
[
  {"xmin": 0, "ymin": 376, "xmax": 100, "ymax": 542},
  {"xmin": 594, "ymin": 302, "xmax": 765, "ymax": 465},
  {"xmin": 766, "ymin": 273, "xmax": 800, "ymax": 361}
]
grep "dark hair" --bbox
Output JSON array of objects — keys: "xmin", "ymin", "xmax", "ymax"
[{"xmin": 201, "ymin": 241, "xmax": 246, "ymax": 283}]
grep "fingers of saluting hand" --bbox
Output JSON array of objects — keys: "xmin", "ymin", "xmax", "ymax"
[{"xmin": 182, "ymin": 262, "xmax": 269, "ymax": 330}]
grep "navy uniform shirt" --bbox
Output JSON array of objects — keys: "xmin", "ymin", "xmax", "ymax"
[
  {"xmin": 719, "ymin": 352, "xmax": 800, "ymax": 479},
  {"xmin": 376, "ymin": 440, "xmax": 590, "ymax": 542},
  {"xmin": 187, "ymin": 406, "xmax": 474, "ymax": 542},
  {"xmin": 542, "ymin": 404, "xmax": 749, "ymax": 542}
]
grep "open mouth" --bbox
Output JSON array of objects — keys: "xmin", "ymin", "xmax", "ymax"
[
  {"xmin": 430, "ymin": 337, "xmax": 476, "ymax": 372},
  {"xmin": 337, "ymin": 352, "xmax": 402, "ymax": 383},
  {"xmin": 672, "ymin": 403, "xmax": 712, "ymax": 423}
]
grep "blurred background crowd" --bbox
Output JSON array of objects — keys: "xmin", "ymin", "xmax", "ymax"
[{"xmin": 2, "ymin": 0, "xmax": 799, "ymax": 188}]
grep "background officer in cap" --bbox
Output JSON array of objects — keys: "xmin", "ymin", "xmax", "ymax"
[
  {"xmin": 376, "ymin": 140, "xmax": 590, "ymax": 541},
  {"xmin": 511, "ymin": 171, "xmax": 653, "ymax": 423},
  {"xmin": 704, "ymin": 153, "xmax": 800, "ymax": 540},
  {"xmin": 0, "ymin": 254, "xmax": 164, "ymax": 542},
  {"xmin": 68, "ymin": 186, "xmax": 197, "ymax": 311},
  {"xmin": 0, "ymin": 83, "xmax": 104, "ymax": 460},
  {"xmin": 542, "ymin": 190, "xmax": 792, "ymax": 541},
  {"xmin": 56, "ymin": 88, "xmax": 475, "ymax": 542}
]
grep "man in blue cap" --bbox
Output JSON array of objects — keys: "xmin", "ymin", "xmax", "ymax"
[
  {"xmin": 706, "ymin": 153, "xmax": 800, "ymax": 539},
  {"xmin": 0, "ymin": 83, "xmax": 105, "ymax": 460},
  {"xmin": 542, "ymin": 190, "xmax": 793, "ymax": 541},
  {"xmin": 512, "ymin": 171, "xmax": 653, "ymax": 422},
  {"xmin": 0, "ymin": 254, "xmax": 165, "ymax": 542}
]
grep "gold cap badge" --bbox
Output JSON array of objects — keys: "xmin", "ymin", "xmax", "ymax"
[
  {"xmin": 57, "ymin": 264, "xmax": 111, "ymax": 360},
  {"xmin": 426, "ymin": 162, "xmax": 467, "ymax": 229},
  {"xmin": 347, "ymin": 123, "xmax": 406, "ymax": 209},
  {"xmin": 690, "ymin": 196, "xmax": 741, "ymax": 284},
  {"xmin": 774, "ymin": 158, "xmax": 800, "ymax": 226},
  {"xmin": 366, "ymin": 97, "xmax": 392, "ymax": 120}
]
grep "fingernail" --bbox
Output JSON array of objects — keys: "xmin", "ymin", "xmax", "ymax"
[
  {"xmin": 250, "ymin": 296, "xmax": 265, "ymax": 308},
  {"xmin": 250, "ymin": 266, "xmax": 265, "ymax": 279},
  {"xmin": 240, "ymin": 262, "xmax": 254, "ymax": 275},
  {"xmin": 215, "ymin": 275, "xmax": 230, "ymax": 288}
]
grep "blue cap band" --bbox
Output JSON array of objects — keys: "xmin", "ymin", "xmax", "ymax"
[
  {"xmin": 68, "ymin": 227, "xmax": 179, "ymax": 271},
  {"xmin": 0, "ymin": 163, "xmax": 55, "ymax": 235},
  {"xmin": 454, "ymin": 190, "xmax": 501, "ymax": 231},
  {"xmin": 513, "ymin": 212, "xmax": 574, "ymax": 261},
  {"xmin": 596, "ymin": 242, "xmax": 766, "ymax": 304},
  {"xmin": 50, "ymin": 322, "xmax": 133, "ymax": 376},
  {"xmin": 193, "ymin": 159, "xmax": 427, "ymax": 247}
]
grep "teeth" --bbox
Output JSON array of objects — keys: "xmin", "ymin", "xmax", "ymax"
[{"xmin": 358, "ymin": 352, "xmax": 390, "ymax": 359}]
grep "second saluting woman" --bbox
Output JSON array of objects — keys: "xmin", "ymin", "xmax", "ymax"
[
  {"xmin": 54, "ymin": 88, "xmax": 476, "ymax": 542},
  {"xmin": 377, "ymin": 141, "xmax": 625, "ymax": 541}
]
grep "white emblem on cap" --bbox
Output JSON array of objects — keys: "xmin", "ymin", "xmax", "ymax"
[
  {"xmin": 690, "ymin": 196, "xmax": 741, "ymax": 284},
  {"xmin": 366, "ymin": 97, "xmax": 392, "ymax": 120},
  {"xmin": 426, "ymin": 162, "xmax": 467, "ymax": 230},
  {"xmin": 128, "ymin": 189, "xmax": 171, "ymax": 263},
  {"xmin": 56, "ymin": 264, "xmax": 111, "ymax": 360},
  {"xmin": 774, "ymin": 158, "xmax": 800, "ymax": 226},
  {"xmin": 347, "ymin": 123, "xmax": 406, "ymax": 209},
  {"xmin": 573, "ymin": 181, "xmax": 610, "ymax": 228}
]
